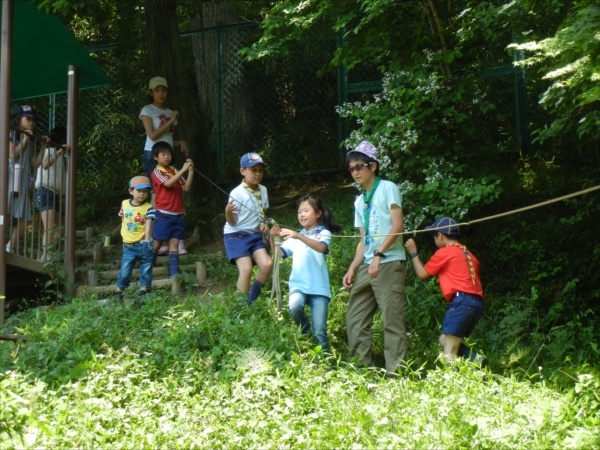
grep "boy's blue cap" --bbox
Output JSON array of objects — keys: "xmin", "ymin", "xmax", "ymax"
[
  {"xmin": 129, "ymin": 176, "xmax": 152, "ymax": 190},
  {"xmin": 241, "ymin": 152, "xmax": 267, "ymax": 168},
  {"xmin": 425, "ymin": 217, "xmax": 460, "ymax": 236}
]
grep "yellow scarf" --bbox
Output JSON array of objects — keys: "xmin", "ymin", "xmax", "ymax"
[
  {"xmin": 156, "ymin": 165, "xmax": 184, "ymax": 188},
  {"xmin": 242, "ymin": 180, "xmax": 264, "ymax": 219}
]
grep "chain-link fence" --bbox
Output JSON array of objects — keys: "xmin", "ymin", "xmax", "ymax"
[{"xmin": 18, "ymin": 21, "xmax": 531, "ymax": 222}]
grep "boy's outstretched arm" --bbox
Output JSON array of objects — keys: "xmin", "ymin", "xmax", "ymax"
[
  {"xmin": 182, "ymin": 159, "xmax": 194, "ymax": 191},
  {"xmin": 404, "ymin": 238, "xmax": 431, "ymax": 280}
]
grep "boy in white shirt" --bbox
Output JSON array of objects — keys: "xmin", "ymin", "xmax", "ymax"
[{"xmin": 224, "ymin": 153, "xmax": 273, "ymax": 305}]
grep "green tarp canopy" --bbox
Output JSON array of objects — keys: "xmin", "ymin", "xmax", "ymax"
[{"xmin": 1, "ymin": 1, "xmax": 109, "ymax": 100}]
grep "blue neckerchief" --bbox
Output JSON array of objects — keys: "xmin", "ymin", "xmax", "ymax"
[{"xmin": 302, "ymin": 225, "xmax": 325, "ymax": 238}]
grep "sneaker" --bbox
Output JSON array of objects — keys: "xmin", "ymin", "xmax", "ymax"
[
  {"xmin": 138, "ymin": 290, "xmax": 148, "ymax": 297},
  {"xmin": 157, "ymin": 245, "xmax": 169, "ymax": 255},
  {"xmin": 474, "ymin": 354, "xmax": 489, "ymax": 368},
  {"xmin": 235, "ymin": 291, "xmax": 247, "ymax": 305},
  {"xmin": 178, "ymin": 240, "xmax": 189, "ymax": 255},
  {"xmin": 116, "ymin": 291, "xmax": 124, "ymax": 301}
]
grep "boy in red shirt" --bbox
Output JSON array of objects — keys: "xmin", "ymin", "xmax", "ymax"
[
  {"xmin": 151, "ymin": 141, "xmax": 194, "ymax": 277},
  {"xmin": 405, "ymin": 217, "xmax": 488, "ymax": 366}
]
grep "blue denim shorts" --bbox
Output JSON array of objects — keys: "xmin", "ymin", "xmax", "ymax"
[
  {"xmin": 224, "ymin": 231, "xmax": 265, "ymax": 264},
  {"xmin": 143, "ymin": 151, "xmax": 155, "ymax": 192},
  {"xmin": 34, "ymin": 187, "xmax": 61, "ymax": 212},
  {"xmin": 153, "ymin": 211, "xmax": 185, "ymax": 241},
  {"xmin": 441, "ymin": 292, "xmax": 484, "ymax": 338}
]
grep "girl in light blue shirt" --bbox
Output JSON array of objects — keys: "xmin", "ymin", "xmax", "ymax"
[{"xmin": 273, "ymin": 195, "xmax": 342, "ymax": 352}]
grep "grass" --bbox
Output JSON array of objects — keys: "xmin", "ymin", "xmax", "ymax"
[
  {"xmin": 1, "ymin": 293, "xmax": 598, "ymax": 448},
  {"xmin": 1, "ymin": 182, "xmax": 599, "ymax": 448}
]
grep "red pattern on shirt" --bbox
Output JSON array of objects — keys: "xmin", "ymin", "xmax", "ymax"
[
  {"xmin": 151, "ymin": 166, "xmax": 186, "ymax": 213},
  {"xmin": 424, "ymin": 244, "xmax": 484, "ymax": 302}
]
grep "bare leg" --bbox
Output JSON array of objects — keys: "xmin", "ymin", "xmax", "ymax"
[
  {"xmin": 252, "ymin": 248, "xmax": 273, "ymax": 284},
  {"xmin": 10, "ymin": 220, "xmax": 28, "ymax": 252},
  {"xmin": 439, "ymin": 333, "xmax": 462, "ymax": 363},
  {"xmin": 234, "ymin": 256, "xmax": 253, "ymax": 294}
]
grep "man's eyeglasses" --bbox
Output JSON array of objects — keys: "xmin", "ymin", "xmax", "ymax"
[{"xmin": 347, "ymin": 162, "xmax": 372, "ymax": 174}]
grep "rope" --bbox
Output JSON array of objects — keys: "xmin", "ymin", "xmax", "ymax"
[
  {"xmin": 326, "ymin": 184, "xmax": 600, "ymax": 239},
  {"xmin": 190, "ymin": 165, "xmax": 597, "ymax": 308},
  {"xmin": 269, "ymin": 234, "xmax": 283, "ymax": 312}
]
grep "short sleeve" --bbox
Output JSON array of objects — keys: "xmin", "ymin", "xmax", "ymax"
[
  {"xmin": 280, "ymin": 237, "xmax": 297, "ymax": 258},
  {"xmin": 317, "ymin": 229, "xmax": 332, "ymax": 254},
  {"xmin": 261, "ymin": 186, "xmax": 269, "ymax": 209},
  {"xmin": 228, "ymin": 188, "xmax": 246, "ymax": 214},
  {"xmin": 139, "ymin": 104, "xmax": 152, "ymax": 120},
  {"xmin": 385, "ymin": 182, "xmax": 402, "ymax": 209},
  {"xmin": 354, "ymin": 196, "xmax": 364, "ymax": 228},
  {"xmin": 423, "ymin": 249, "xmax": 449, "ymax": 276},
  {"xmin": 146, "ymin": 206, "xmax": 155, "ymax": 221}
]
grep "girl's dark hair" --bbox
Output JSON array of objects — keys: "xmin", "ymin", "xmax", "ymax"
[
  {"xmin": 297, "ymin": 194, "xmax": 342, "ymax": 233},
  {"xmin": 48, "ymin": 126, "xmax": 67, "ymax": 146},
  {"xmin": 10, "ymin": 114, "xmax": 25, "ymax": 143},
  {"xmin": 345, "ymin": 151, "xmax": 380, "ymax": 176},
  {"xmin": 152, "ymin": 141, "xmax": 174, "ymax": 157}
]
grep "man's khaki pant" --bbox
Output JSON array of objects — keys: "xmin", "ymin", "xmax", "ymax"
[{"xmin": 346, "ymin": 260, "xmax": 407, "ymax": 374}]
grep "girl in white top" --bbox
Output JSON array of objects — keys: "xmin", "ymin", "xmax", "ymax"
[
  {"xmin": 33, "ymin": 126, "xmax": 69, "ymax": 262},
  {"xmin": 140, "ymin": 76, "xmax": 189, "ymax": 254},
  {"xmin": 272, "ymin": 195, "xmax": 342, "ymax": 352}
]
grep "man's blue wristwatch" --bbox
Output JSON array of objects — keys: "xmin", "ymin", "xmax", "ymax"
[{"xmin": 373, "ymin": 249, "xmax": 386, "ymax": 259}]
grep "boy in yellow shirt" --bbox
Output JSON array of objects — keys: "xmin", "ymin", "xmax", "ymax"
[{"xmin": 115, "ymin": 176, "xmax": 155, "ymax": 300}]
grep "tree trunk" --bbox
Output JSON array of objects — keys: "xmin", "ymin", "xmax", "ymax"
[
  {"xmin": 191, "ymin": 1, "xmax": 253, "ymax": 173},
  {"xmin": 144, "ymin": 0, "xmax": 213, "ymax": 170}
]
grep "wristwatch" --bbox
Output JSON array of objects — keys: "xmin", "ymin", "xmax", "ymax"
[{"xmin": 373, "ymin": 249, "xmax": 387, "ymax": 259}]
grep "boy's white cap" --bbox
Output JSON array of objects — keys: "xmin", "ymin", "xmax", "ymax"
[{"xmin": 149, "ymin": 76, "xmax": 168, "ymax": 90}]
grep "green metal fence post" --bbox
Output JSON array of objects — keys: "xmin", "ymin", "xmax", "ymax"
[
  {"xmin": 514, "ymin": 46, "xmax": 529, "ymax": 152},
  {"xmin": 336, "ymin": 27, "xmax": 348, "ymax": 163},
  {"xmin": 216, "ymin": 29, "xmax": 224, "ymax": 174}
]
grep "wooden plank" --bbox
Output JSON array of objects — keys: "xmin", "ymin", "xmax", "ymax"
[
  {"xmin": 76, "ymin": 277, "xmax": 174, "ymax": 297},
  {"xmin": 98, "ymin": 264, "xmax": 196, "ymax": 280},
  {"xmin": 0, "ymin": 334, "xmax": 29, "ymax": 342},
  {"xmin": 6, "ymin": 252, "xmax": 45, "ymax": 274}
]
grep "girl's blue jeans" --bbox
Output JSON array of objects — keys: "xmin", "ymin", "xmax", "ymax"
[
  {"xmin": 288, "ymin": 291, "xmax": 330, "ymax": 352},
  {"xmin": 116, "ymin": 240, "xmax": 154, "ymax": 290}
]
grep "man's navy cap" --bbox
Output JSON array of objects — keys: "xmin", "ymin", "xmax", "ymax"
[
  {"xmin": 425, "ymin": 217, "xmax": 460, "ymax": 236},
  {"xmin": 241, "ymin": 152, "xmax": 268, "ymax": 168}
]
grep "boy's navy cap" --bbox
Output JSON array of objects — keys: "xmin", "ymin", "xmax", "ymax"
[
  {"xmin": 425, "ymin": 217, "xmax": 460, "ymax": 236},
  {"xmin": 241, "ymin": 152, "xmax": 268, "ymax": 168},
  {"xmin": 129, "ymin": 176, "xmax": 152, "ymax": 190},
  {"xmin": 11, "ymin": 105, "xmax": 37, "ymax": 119}
]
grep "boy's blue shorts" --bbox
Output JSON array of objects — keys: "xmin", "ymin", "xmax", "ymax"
[
  {"xmin": 153, "ymin": 211, "xmax": 185, "ymax": 241},
  {"xmin": 224, "ymin": 231, "xmax": 266, "ymax": 264},
  {"xmin": 441, "ymin": 292, "xmax": 483, "ymax": 338}
]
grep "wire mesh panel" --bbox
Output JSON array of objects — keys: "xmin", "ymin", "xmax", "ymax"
[
  {"xmin": 10, "ymin": 22, "xmax": 529, "ymax": 226},
  {"xmin": 186, "ymin": 24, "xmax": 340, "ymax": 178}
]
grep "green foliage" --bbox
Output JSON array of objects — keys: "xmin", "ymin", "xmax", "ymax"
[
  {"xmin": 1, "ymin": 287, "xmax": 598, "ymax": 447},
  {"xmin": 337, "ymin": 67, "xmax": 503, "ymax": 229},
  {"xmin": 509, "ymin": 2, "xmax": 600, "ymax": 143}
]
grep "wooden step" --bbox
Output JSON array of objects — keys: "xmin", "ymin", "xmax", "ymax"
[
  {"xmin": 76, "ymin": 277, "xmax": 175, "ymax": 297},
  {"xmin": 75, "ymin": 228, "xmax": 95, "ymax": 241},
  {"xmin": 97, "ymin": 264, "xmax": 196, "ymax": 280}
]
